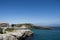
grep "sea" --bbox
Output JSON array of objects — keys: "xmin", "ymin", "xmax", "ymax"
[{"xmin": 26, "ymin": 29, "xmax": 60, "ymax": 40}]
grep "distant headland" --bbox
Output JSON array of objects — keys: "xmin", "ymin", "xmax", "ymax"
[{"xmin": 0, "ymin": 22, "xmax": 52, "ymax": 30}]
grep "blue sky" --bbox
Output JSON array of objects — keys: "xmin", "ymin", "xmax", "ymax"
[{"xmin": 0, "ymin": 0, "xmax": 60, "ymax": 25}]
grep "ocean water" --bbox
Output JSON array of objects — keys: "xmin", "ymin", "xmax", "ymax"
[{"xmin": 26, "ymin": 29, "xmax": 60, "ymax": 40}]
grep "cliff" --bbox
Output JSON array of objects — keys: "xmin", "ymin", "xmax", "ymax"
[{"xmin": 0, "ymin": 27, "xmax": 33, "ymax": 40}]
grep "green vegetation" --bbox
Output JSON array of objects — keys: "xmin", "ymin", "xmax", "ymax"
[
  {"xmin": 0, "ymin": 27, "xmax": 3, "ymax": 34},
  {"xmin": 5, "ymin": 28, "xmax": 14, "ymax": 32}
]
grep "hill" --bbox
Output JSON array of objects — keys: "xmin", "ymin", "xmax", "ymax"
[{"xmin": 11, "ymin": 23, "xmax": 52, "ymax": 30}]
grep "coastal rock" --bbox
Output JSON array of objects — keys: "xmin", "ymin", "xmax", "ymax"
[
  {"xmin": 0, "ymin": 29, "xmax": 33, "ymax": 40},
  {"xmin": 0, "ymin": 23, "xmax": 33, "ymax": 40},
  {"xmin": 0, "ymin": 34, "xmax": 3, "ymax": 40},
  {"xmin": 24, "ymin": 31, "xmax": 33, "ymax": 37},
  {"xmin": 2, "ymin": 34, "xmax": 18, "ymax": 40}
]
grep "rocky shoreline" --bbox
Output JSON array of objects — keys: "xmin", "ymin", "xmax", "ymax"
[
  {"xmin": 0, "ymin": 23, "xmax": 53, "ymax": 40},
  {"xmin": 0, "ymin": 27, "xmax": 33, "ymax": 40}
]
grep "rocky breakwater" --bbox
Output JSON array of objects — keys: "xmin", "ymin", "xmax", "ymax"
[{"xmin": 0, "ymin": 28, "xmax": 33, "ymax": 40}]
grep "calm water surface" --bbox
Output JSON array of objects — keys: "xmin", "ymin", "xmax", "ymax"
[{"xmin": 26, "ymin": 29, "xmax": 60, "ymax": 40}]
